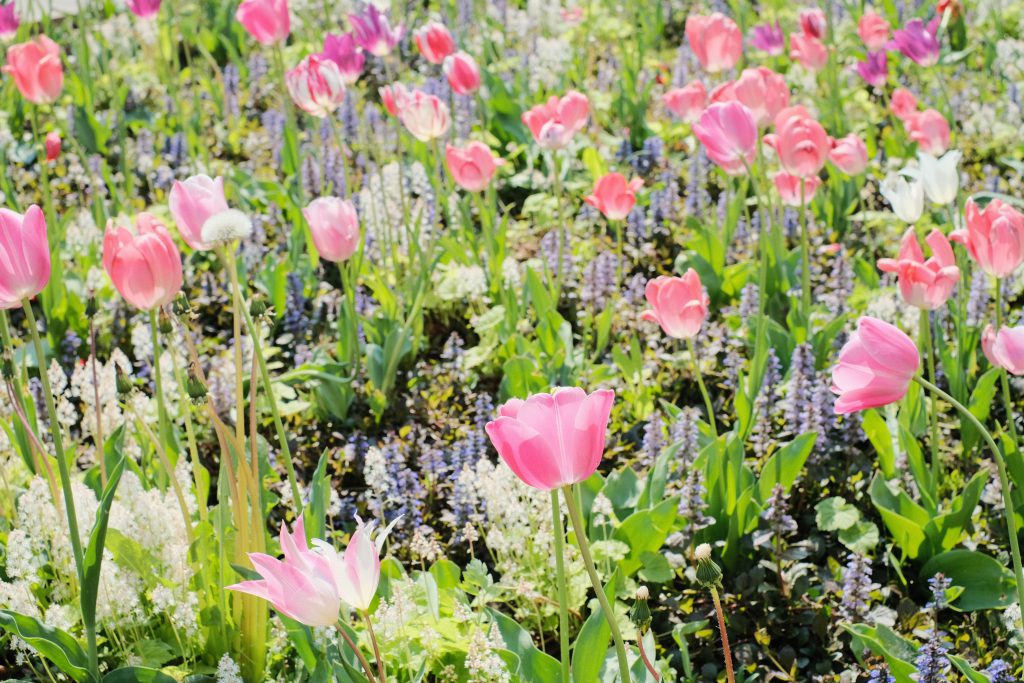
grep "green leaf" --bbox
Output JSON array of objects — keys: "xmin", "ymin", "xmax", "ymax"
[
  {"xmin": 81, "ymin": 457, "xmax": 128, "ymax": 630},
  {"xmin": 488, "ymin": 609, "xmax": 561, "ymax": 683},
  {"xmin": 0, "ymin": 609, "xmax": 91, "ymax": 682},
  {"xmin": 571, "ymin": 571, "xmax": 620, "ymax": 683},
  {"xmin": 838, "ymin": 521, "xmax": 880, "ymax": 554},
  {"xmin": 948, "ymin": 655, "xmax": 990, "ymax": 683},
  {"xmin": 756, "ymin": 432, "xmax": 816, "ymax": 502},
  {"xmin": 921, "ymin": 550, "xmax": 1017, "ymax": 611},
  {"xmin": 102, "ymin": 667, "xmax": 178, "ymax": 683},
  {"xmin": 815, "ymin": 497, "xmax": 861, "ymax": 532},
  {"xmin": 861, "ymin": 409, "xmax": 896, "ymax": 478},
  {"xmin": 612, "ymin": 498, "xmax": 677, "ymax": 576}
]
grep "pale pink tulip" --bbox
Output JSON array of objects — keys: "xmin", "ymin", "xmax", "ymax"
[
  {"xmin": 905, "ymin": 109, "xmax": 950, "ymax": 155},
  {"xmin": 858, "ymin": 9, "xmax": 890, "ymax": 51},
  {"xmin": 641, "ymin": 269, "xmax": 709, "ymax": 340},
  {"xmin": 3, "ymin": 35, "xmax": 63, "ymax": 104},
  {"xmin": 168, "ymin": 174, "xmax": 230, "ymax": 251},
  {"xmin": 774, "ymin": 171, "xmax": 822, "ymax": 207},
  {"xmin": 829, "ymin": 133, "xmax": 868, "ymax": 175},
  {"xmin": 521, "ymin": 90, "xmax": 589, "ymax": 149},
  {"xmin": 443, "ymin": 51, "xmax": 480, "ymax": 95},
  {"xmin": 584, "ymin": 173, "xmax": 643, "ymax": 221},
  {"xmin": 712, "ymin": 66, "xmax": 789, "ymax": 128},
  {"xmin": 286, "ymin": 54, "xmax": 346, "ymax": 118},
  {"xmin": 952, "ymin": 199, "xmax": 1024, "ymax": 278},
  {"xmin": 235, "ymin": 0, "xmax": 290, "ymax": 45},
  {"xmin": 692, "ymin": 101, "xmax": 757, "ymax": 175},
  {"xmin": 0, "ymin": 205, "xmax": 49, "ymax": 308},
  {"xmin": 311, "ymin": 517, "xmax": 395, "ymax": 611},
  {"xmin": 414, "ymin": 21, "xmax": 455, "ymax": 64},
  {"xmin": 662, "ymin": 81, "xmax": 707, "ymax": 124},
  {"xmin": 303, "ymin": 197, "xmax": 360, "ymax": 262},
  {"xmin": 763, "ymin": 112, "xmax": 830, "ymax": 178},
  {"xmin": 789, "ymin": 31, "xmax": 828, "ymax": 71},
  {"xmin": 685, "ymin": 13, "xmax": 743, "ymax": 73},
  {"xmin": 877, "ymin": 228, "xmax": 960, "ymax": 310},
  {"xmin": 832, "ymin": 317, "xmax": 919, "ymax": 414},
  {"xmin": 102, "ymin": 213, "xmax": 183, "ymax": 310},
  {"xmin": 397, "ymin": 89, "xmax": 450, "ymax": 141},
  {"xmin": 983, "ymin": 325, "xmax": 1024, "ymax": 376},
  {"xmin": 445, "ymin": 142, "xmax": 503, "ymax": 192}
]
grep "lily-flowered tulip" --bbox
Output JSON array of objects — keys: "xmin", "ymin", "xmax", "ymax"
[
  {"xmin": 750, "ymin": 21, "xmax": 784, "ymax": 55},
  {"xmin": 311, "ymin": 517, "xmax": 396, "ymax": 611},
  {"xmin": 952, "ymin": 199, "xmax": 1024, "ymax": 278},
  {"xmin": 789, "ymin": 31, "xmax": 828, "ymax": 71},
  {"xmin": 3, "ymin": 35, "xmax": 63, "ymax": 104},
  {"xmin": 443, "ymin": 51, "xmax": 480, "ymax": 95},
  {"xmin": 484, "ymin": 388, "xmax": 614, "ymax": 491},
  {"xmin": 982, "ymin": 326, "xmax": 1024, "ymax": 376},
  {"xmin": 893, "ymin": 18, "xmax": 940, "ymax": 67},
  {"xmin": 303, "ymin": 197, "xmax": 360, "ymax": 262},
  {"xmin": 774, "ymin": 171, "xmax": 822, "ymax": 207},
  {"xmin": 640, "ymin": 269, "xmax": 710, "ymax": 340},
  {"xmin": 877, "ymin": 229, "xmax": 960, "ymax": 310},
  {"xmin": 413, "ymin": 21, "xmax": 455, "ymax": 64},
  {"xmin": 0, "ymin": 205, "xmax": 49, "ymax": 308},
  {"xmin": 890, "ymin": 87, "xmax": 918, "ymax": 122},
  {"xmin": 832, "ymin": 316, "xmax": 919, "ymax": 414},
  {"xmin": 712, "ymin": 66, "xmax": 789, "ymax": 128},
  {"xmin": 322, "ymin": 33, "xmax": 365, "ymax": 84},
  {"xmin": 799, "ymin": 8, "xmax": 827, "ymax": 38},
  {"xmin": 918, "ymin": 150, "xmax": 960, "ymax": 205},
  {"xmin": 764, "ymin": 112, "xmax": 830, "ymax": 178},
  {"xmin": 662, "ymin": 81, "xmax": 707, "ymax": 124},
  {"xmin": 102, "ymin": 213, "xmax": 183, "ymax": 311},
  {"xmin": 829, "ymin": 133, "xmax": 868, "ymax": 175},
  {"xmin": 168, "ymin": 174, "xmax": 230, "ymax": 251},
  {"xmin": 44, "ymin": 130, "xmax": 61, "ymax": 162},
  {"xmin": 379, "ymin": 82, "xmax": 409, "ymax": 117},
  {"xmin": 127, "ymin": 0, "xmax": 160, "ymax": 19},
  {"xmin": 856, "ymin": 51, "xmax": 888, "ymax": 88},
  {"xmin": 286, "ymin": 54, "xmax": 346, "ymax": 118},
  {"xmin": 0, "ymin": 3, "xmax": 18, "ymax": 39},
  {"xmin": 879, "ymin": 172, "xmax": 924, "ymax": 223},
  {"xmin": 858, "ymin": 9, "xmax": 890, "ymax": 51},
  {"xmin": 584, "ymin": 173, "xmax": 643, "ymax": 221},
  {"xmin": 235, "ymin": 0, "xmax": 290, "ymax": 45},
  {"xmin": 397, "ymin": 90, "xmax": 450, "ymax": 141},
  {"xmin": 521, "ymin": 90, "xmax": 589, "ymax": 149},
  {"xmin": 227, "ymin": 517, "xmax": 343, "ymax": 627},
  {"xmin": 349, "ymin": 5, "xmax": 402, "ymax": 57},
  {"xmin": 692, "ymin": 101, "xmax": 757, "ymax": 176},
  {"xmin": 905, "ymin": 109, "xmax": 950, "ymax": 155},
  {"xmin": 445, "ymin": 142, "xmax": 503, "ymax": 192},
  {"xmin": 685, "ymin": 13, "xmax": 743, "ymax": 73}
]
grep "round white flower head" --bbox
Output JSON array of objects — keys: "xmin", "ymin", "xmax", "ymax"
[
  {"xmin": 636, "ymin": 586, "xmax": 650, "ymax": 600},
  {"xmin": 694, "ymin": 543, "xmax": 712, "ymax": 561},
  {"xmin": 200, "ymin": 209, "xmax": 253, "ymax": 246}
]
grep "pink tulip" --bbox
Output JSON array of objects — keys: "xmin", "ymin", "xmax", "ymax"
[
  {"xmin": 286, "ymin": 54, "xmax": 346, "ymax": 118},
  {"xmin": 685, "ymin": 13, "xmax": 743, "ymax": 73},
  {"xmin": 0, "ymin": 3, "xmax": 18, "ymax": 40},
  {"xmin": 951, "ymin": 199, "xmax": 1024, "ymax": 278},
  {"xmin": 127, "ymin": 0, "xmax": 161, "ymax": 19},
  {"xmin": 856, "ymin": 51, "xmax": 888, "ymax": 88},
  {"xmin": 443, "ymin": 51, "xmax": 480, "ymax": 95},
  {"xmin": 877, "ymin": 229, "xmax": 960, "ymax": 310},
  {"xmin": 235, "ymin": 0, "xmax": 290, "ymax": 45},
  {"xmin": 445, "ymin": 142, "xmax": 503, "ymax": 192},
  {"xmin": 799, "ymin": 8, "xmax": 827, "ymax": 39},
  {"xmin": 831, "ymin": 316, "xmax": 919, "ymax": 414},
  {"xmin": 829, "ymin": 133, "xmax": 868, "ymax": 175},
  {"xmin": 484, "ymin": 387, "xmax": 614, "ymax": 491},
  {"xmin": 168, "ymin": 174, "xmax": 230, "ymax": 251},
  {"xmin": 893, "ymin": 18, "xmax": 940, "ymax": 67},
  {"xmin": 712, "ymin": 66, "xmax": 789, "ymax": 128},
  {"xmin": 890, "ymin": 88, "xmax": 918, "ymax": 122},
  {"xmin": 310, "ymin": 517, "xmax": 394, "ymax": 611},
  {"xmin": 303, "ymin": 197, "xmax": 360, "ymax": 262},
  {"xmin": 584, "ymin": 173, "xmax": 643, "ymax": 221},
  {"xmin": 763, "ymin": 112, "xmax": 830, "ymax": 179},
  {"xmin": 774, "ymin": 171, "xmax": 822, "ymax": 207},
  {"xmin": 102, "ymin": 213, "xmax": 183, "ymax": 311},
  {"xmin": 348, "ymin": 5, "xmax": 402, "ymax": 57},
  {"xmin": 640, "ymin": 269, "xmax": 710, "ymax": 340},
  {"xmin": 379, "ymin": 82, "xmax": 409, "ymax": 117},
  {"xmin": 982, "ymin": 325, "xmax": 1024, "ymax": 376},
  {"xmin": 322, "ymin": 33, "xmax": 365, "ymax": 85},
  {"xmin": 858, "ymin": 9, "xmax": 890, "ymax": 51},
  {"xmin": 692, "ymin": 101, "xmax": 757, "ymax": 176},
  {"xmin": 414, "ymin": 21, "xmax": 455, "ymax": 64},
  {"xmin": 397, "ymin": 89, "xmax": 450, "ymax": 141},
  {"xmin": 3, "ymin": 35, "xmax": 63, "ymax": 104},
  {"xmin": 789, "ymin": 31, "xmax": 828, "ymax": 71},
  {"xmin": 0, "ymin": 205, "xmax": 49, "ymax": 308},
  {"xmin": 905, "ymin": 109, "xmax": 950, "ymax": 155},
  {"xmin": 521, "ymin": 90, "xmax": 589, "ymax": 150},
  {"xmin": 662, "ymin": 81, "xmax": 707, "ymax": 124},
  {"xmin": 44, "ymin": 130, "xmax": 61, "ymax": 162}
]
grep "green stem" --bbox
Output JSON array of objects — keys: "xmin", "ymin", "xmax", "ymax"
[
  {"xmin": 362, "ymin": 611, "xmax": 386, "ymax": 683},
  {"xmin": 149, "ymin": 309, "xmax": 171, "ymax": 448},
  {"xmin": 919, "ymin": 309, "xmax": 942, "ymax": 488},
  {"xmin": 914, "ymin": 375, "xmax": 1024, "ymax": 635},
  {"xmin": 799, "ymin": 178, "xmax": 811, "ymax": 320},
  {"xmin": 29, "ymin": 106, "xmax": 56, "ymax": 230},
  {"xmin": 686, "ymin": 337, "xmax": 718, "ymax": 438},
  {"xmin": 562, "ymin": 485, "xmax": 632, "ymax": 683},
  {"xmin": 335, "ymin": 622, "xmax": 379, "ymax": 683},
  {"xmin": 550, "ymin": 490, "xmax": 571, "ymax": 683},
  {"xmin": 551, "ymin": 153, "xmax": 566, "ymax": 302},
  {"xmin": 710, "ymin": 586, "xmax": 736, "ymax": 683},
  {"xmin": 994, "ymin": 280, "xmax": 1021, "ymax": 447}
]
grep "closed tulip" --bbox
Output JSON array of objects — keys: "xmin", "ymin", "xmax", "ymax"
[
  {"xmin": 750, "ymin": 21, "xmax": 784, "ymax": 56},
  {"xmin": 102, "ymin": 213, "xmax": 183, "ymax": 311},
  {"xmin": 890, "ymin": 87, "xmax": 918, "ymax": 122},
  {"xmin": 879, "ymin": 172, "xmax": 924, "ymax": 224},
  {"xmin": 952, "ymin": 199, "xmax": 1024, "ymax": 278},
  {"xmin": 584, "ymin": 173, "xmax": 643, "ymax": 221},
  {"xmin": 799, "ymin": 8, "xmax": 827, "ymax": 38},
  {"xmin": 379, "ymin": 82, "xmax": 409, "ymax": 117},
  {"xmin": 692, "ymin": 101, "xmax": 757, "ymax": 175},
  {"xmin": 857, "ymin": 9, "xmax": 890, "ymax": 51},
  {"xmin": 235, "ymin": 0, "xmax": 290, "ymax": 45},
  {"xmin": 712, "ymin": 66, "xmax": 789, "ymax": 128},
  {"xmin": 349, "ymin": 5, "xmax": 402, "ymax": 57},
  {"xmin": 286, "ymin": 54, "xmax": 346, "ymax": 118},
  {"xmin": 982, "ymin": 325, "xmax": 1024, "ymax": 376},
  {"xmin": 829, "ymin": 133, "xmax": 868, "ymax": 175},
  {"xmin": 640, "ymin": 269, "xmax": 710, "ymax": 340},
  {"xmin": 856, "ymin": 51, "xmax": 888, "ymax": 88},
  {"xmin": 831, "ymin": 316, "xmax": 919, "ymax": 414},
  {"xmin": 789, "ymin": 31, "xmax": 828, "ymax": 71},
  {"xmin": 168, "ymin": 174, "xmax": 230, "ymax": 251},
  {"xmin": 397, "ymin": 90, "xmax": 450, "ymax": 141},
  {"xmin": 905, "ymin": 109, "xmax": 950, "ymax": 155},
  {"xmin": 918, "ymin": 150, "xmax": 960, "ymax": 205},
  {"xmin": 302, "ymin": 197, "xmax": 360, "ymax": 262},
  {"xmin": 322, "ymin": 33, "xmax": 365, "ymax": 84},
  {"xmin": 414, "ymin": 21, "xmax": 455, "ymax": 64},
  {"xmin": 662, "ymin": 81, "xmax": 707, "ymax": 124},
  {"xmin": 443, "ymin": 51, "xmax": 480, "ymax": 95},
  {"xmin": 0, "ymin": 205, "xmax": 49, "ymax": 308},
  {"xmin": 484, "ymin": 387, "xmax": 614, "ymax": 491},
  {"xmin": 877, "ymin": 229, "xmax": 960, "ymax": 310},
  {"xmin": 445, "ymin": 142, "xmax": 503, "ymax": 192},
  {"xmin": 3, "ymin": 35, "xmax": 63, "ymax": 104},
  {"xmin": 521, "ymin": 90, "xmax": 589, "ymax": 149},
  {"xmin": 44, "ymin": 130, "xmax": 61, "ymax": 162},
  {"xmin": 764, "ymin": 112, "xmax": 830, "ymax": 178},
  {"xmin": 0, "ymin": 3, "xmax": 18, "ymax": 39},
  {"xmin": 127, "ymin": 0, "xmax": 161, "ymax": 19},
  {"xmin": 685, "ymin": 13, "xmax": 742, "ymax": 73},
  {"xmin": 774, "ymin": 171, "xmax": 822, "ymax": 207},
  {"xmin": 311, "ymin": 517, "xmax": 396, "ymax": 611}
]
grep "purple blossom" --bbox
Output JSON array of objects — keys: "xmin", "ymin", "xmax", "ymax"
[
  {"xmin": 322, "ymin": 32, "xmax": 366, "ymax": 83},
  {"xmin": 750, "ymin": 21, "xmax": 785, "ymax": 55},
  {"xmin": 348, "ymin": 5, "xmax": 403, "ymax": 58},
  {"xmin": 856, "ymin": 51, "xmax": 888, "ymax": 87},
  {"xmin": 892, "ymin": 18, "xmax": 940, "ymax": 67}
]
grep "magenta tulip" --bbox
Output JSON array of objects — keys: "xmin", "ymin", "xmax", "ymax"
[
  {"xmin": 348, "ymin": 5, "xmax": 402, "ymax": 57},
  {"xmin": 235, "ymin": 0, "xmax": 290, "ymax": 45},
  {"xmin": 127, "ymin": 0, "xmax": 161, "ymax": 19},
  {"xmin": 322, "ymin": 33, "xmax": 365, "ymax": 85}
]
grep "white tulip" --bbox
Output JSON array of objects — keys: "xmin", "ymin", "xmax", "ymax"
[
  {"xmin": 880, "ymin": 171, "xmax": 925, "ymax": 223},
  {"xmin": 918, "ymin": 150, "xmax": 961, "ymax": 205}
]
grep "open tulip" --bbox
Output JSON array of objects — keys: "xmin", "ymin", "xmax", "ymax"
[
  {"xmin": 982, "ymin": 325, "xmax": 1024, "ymax": 376},
  {"xmin": 640, "ymin": 269, "xmax": 710, "ymax": 340},
  {"xmin": 858, "ymin": 9, "xmax": 890, "ymax": 51},
  {"xmin": 713, "ymin": 66, "xmax": 789, "ymax": 128},
  {"xmin": 856, "ymin": 51, "xmax": 888, "ymax": 88},
  {"xmin": 311, "ymin": 517, "xmax": 396, "ymax": 611},
  {"xmin": 584, "ymin": 172, "xmax": 643, "ymax": 221},
  {"xmin": 235, "ymin": 0, "xmax": 290, "ymax": 45},
  {"xmin": 414, "ymin": 21, "xmax": 455, "ymax": 64},
  {"xmin": 168, "ymin": 174, "xmax": 230, "ymax": 251},
  {"xmin": 445, "ymin": 142, "xmax": 503, "ymax": 192},
  {"xmin": 893, "ymin": 18, "xmax": 940, "ymax": 67},
  {"xmin": 521, "ymin": 90, "xmax": 589, "ymax": 149},
  {"xmin": 789, "ymin": 31, "xmax": 828, "ymax": 71},
  {"xmin": 879, "ymin": 172, "xmax": 924, "ymax": 224},
  {"xmin": 443, "ymin": 51, "xmax": 481, "ymax": 95},
  {"xmin": 303, "ymin": 197, "xmax": 360, "ymax": 262},
  {"xmin": 905, "ymin": 109, "xmax": 950, "ymax": 155},
  {"xmin": 485, "ymin": 387, "xmax": 614, "ymax": 491},
  {"xmin": 952, "ymin": 199, "xmax": 1024, "ymax": 278},
  {"xmin": 286, "ymin": 54, "xmax": 346, "ymax": 118},
  {"xmin": 103, "ymin": 213, "xmax": 183, "ymax": 310},
  {"xmin": 832, "ymin": 316, "xmax": 919, "ymax": 414},
  {"xmin": 685, "ymin": 13, "xmax": 743, "ymax": 73},
  {"xmin": 322, "ymin": 33, "xmax": 365, "ymax": 84},
  {"xmin": 349, "ymin": 4, "xmax": 402, "ymax": 57},
  {"xmin": 829, "ymin": 133, "xmax": 867, "ymax": 175},
  {"xmin": 663, "ymin": 81, "xmax": 707, "ymax": 124},
  {"xmin": 750, "ymin": 21, "xmax": 784, "ymax": 55},
  {"xmin": 918, "ymin": 150, "xmax": 960, "ymax": 205},
  {"xmin": 692, "ymin": 101, "xmax": 757, "ymax": 175},
  {"xmin": 764, "ymin": 112, "xmax": 830, "ymax": 178},
  {"xmin": 0, "ymin": 205, "xmax": 50, "ymax": 308},
  {"xmin": 877, "ymin": 229, "xmax": 960, "ymax": 310},
  {"xmin": 774, "ymin": 171, "xmax": 822, "ymax": 207},
  {"xmin": 3, "ymin": 35, "xmax": 63, "ymax": 104},
  {"xmin": 397, "ymin": 90, "xmax": 450, "ymax": 141}
]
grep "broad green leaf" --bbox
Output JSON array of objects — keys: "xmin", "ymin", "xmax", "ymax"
[
  {"xmin": 102, "ymin": 667, "xmax": 178, "ymax": 683},
  {"xmin": 488, "ymin": 609, "xmax": 561, "ymax": 683},
  {"xmin": 815, "ymin": 497, "xmax": 861, "ymax": 532},
  {"xmin": 921, "ymin": 550, "xmax": 1017, "ymax": 611},
  {"xmin": 81, "ymin": 457, "xmax": 127, "ymax": 630},
  {"xmin": 0, "ymin": 609, "xmax": 90, "ymax": 682}
]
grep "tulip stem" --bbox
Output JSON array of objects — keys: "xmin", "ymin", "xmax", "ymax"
[
  {"xmin": 918, "ymin": 309, "xmax": 942, "ymax": 488},
  {"xmin": 87, "ymin": 314, "xmax": 107, "ymax": 487},
  {"xmin": 362, "ymin": 610, "xmax": 387, "ymax": 683},
  {"xmin": 799, "ymin": 179, "xmax": 811, "ymax": 321},
  {"xmin": 994, "ymin": 281, "xmax": 1020, "ymax": 448},
  {"xmin": 551, "ymin": 152, "xmax": 566, "ymax": 302},
  {"xmin": 149, "ymin": 309, "xmax": 172, "ymax": 451},
  {"xmin": 550, "ymin": 490, "xmax": 572, "ymax": 683},
  {"xmin": 29, "ymin": 107, "xmax": 56, "ymax": 231},
  {"xmin": 686, "ymin": 337, "xmax": 718, "ymax": 438},
  {"xmin": 335, "ymin": 622, "xmax": 379, "ymax": 683},
  {"xmin": 710, "ymin": 586, "xmax": 736, "ymax": 683},
  {"xmin": 562, "ymin": 485, "xmax": 633, "ymax": 683},
  {"xmin": 913, "ymin": 375, "xmax": 1024, "ymax": 636}
]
